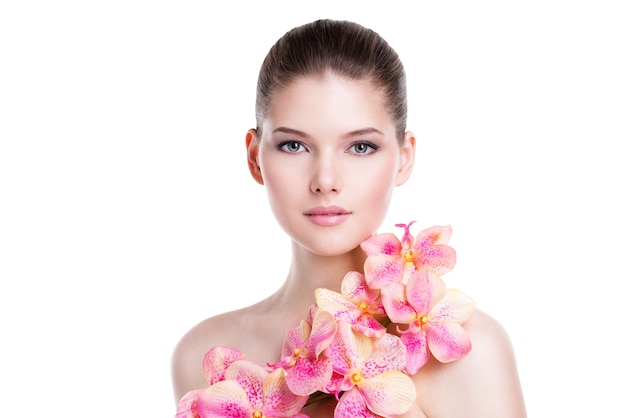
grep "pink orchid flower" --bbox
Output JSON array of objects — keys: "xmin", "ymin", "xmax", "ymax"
[
  {"xmin": 202, "ymin": 346, "xmax": 246, "ymax": 385},
  {"xmin": 325, "ymin": 321, "xmax": 416, "ymax": 417},
  {"xmin": 382, "ymin": 269, "xmax": 475, "ymax": 375},
  {"xmin": 269, "ymin": 310, "xmax": 337, "ymax": 396},
  {"xmin": 195, "ymin": 359, "xmax": 309, "ymax": 418},
  {"xmin": 175, "ymin": 346, "xmax": 247, "ymax": 417},
  {"xmin": 315, "ymin": 271, "xmax": 387, "ymax": 338},
  {"xmin": 361, "ymin": 222, "xmax": 456, "ymax": 289},
  {"xmin": 175, "ymin": 389, "xmax": 202, "ymax": 418}
]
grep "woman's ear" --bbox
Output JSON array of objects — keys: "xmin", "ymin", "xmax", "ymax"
[
  {"xmin": 246, "ymin": 129, "xmax": 264, "ymax": 185},
  {"xmin": 395, "ymin": 131, "xmax": 416, "ymax": 186}
]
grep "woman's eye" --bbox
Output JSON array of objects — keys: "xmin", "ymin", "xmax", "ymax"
[
  {"xmin": 279, "ymin": 141, "xmax": 305, "ymax": 153},
  {"xmin": 350, "ymin": 142, "xmax": 378, "ymax": 154}
]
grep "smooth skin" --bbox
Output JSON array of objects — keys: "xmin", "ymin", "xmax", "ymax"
[{"xmin": 171, "ymin": 73, "xmax": 527, "ymax": 417}]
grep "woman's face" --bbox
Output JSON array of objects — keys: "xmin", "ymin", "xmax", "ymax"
[{"xmin": 247, "ymin": 73, "xmax": 415, "ymax": 256}]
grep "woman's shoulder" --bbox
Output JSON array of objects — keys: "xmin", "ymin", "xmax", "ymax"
[
  {"xmin": 170, "ymin": 300, "xmax": 288, "ymax": 403},
  {"xmin": 463, "ymin": 308, "xmax": 517, "ymax": 357},
  {"xmin": 415, "ymin": 309, "xmax": 527, "ymax": 417},
  {"xmin": 170, "ymin": 309, "xmax": 248, "ymax": 402}
]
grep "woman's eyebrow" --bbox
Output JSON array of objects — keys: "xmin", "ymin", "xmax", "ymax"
[
  {"xmin": 342, "ymin": 127, "xmax": 384, "ymax": 138},
  {"xmin": 272, "ymin": 127, "xmax": 310, "ymax": 138},
  {"xmin": 272, "ymin": 127, "xmax": 383, "ymax": 138}
]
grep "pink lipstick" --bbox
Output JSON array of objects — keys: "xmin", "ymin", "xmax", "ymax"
[{"xmin": 304, "ymin": 206, "xmax": 351, "ymax": 226}]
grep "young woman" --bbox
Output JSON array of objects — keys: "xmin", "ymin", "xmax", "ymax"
[{"xmin": 171, "ymin": 19, "xmax": 526, "ymax": 417}]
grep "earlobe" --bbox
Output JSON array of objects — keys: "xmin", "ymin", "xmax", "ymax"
[
  {"xmin": 395, "ymin": 131, "xmax": 416, "ymax": 186},
  {"xmin": 246, "ymin": 129, "xmax": 264, "ymax": 185}
]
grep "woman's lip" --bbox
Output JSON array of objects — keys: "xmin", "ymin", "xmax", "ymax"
[
  {"xmin": 304, "ymin": 206, "xmax": 351, "ymax": 226},
  {"xmin": 304, "ymin": 205, "xmax": 350, "ymax": 216},
  {"xmin": 306, "ymin": 213, "xmax": 351, "ymax": 226}
]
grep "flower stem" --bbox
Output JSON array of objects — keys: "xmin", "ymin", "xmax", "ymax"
[{"xmin": 305, "ymin": 390, "xmax": 334, "ymax": 406}]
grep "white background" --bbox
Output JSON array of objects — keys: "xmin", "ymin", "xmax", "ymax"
[{"xmin": 1, "ymin": 1, "xmax": 624, "ymax": 416}]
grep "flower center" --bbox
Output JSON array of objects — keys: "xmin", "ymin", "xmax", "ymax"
[
  {"xmin": 418, "ymin": 315, "xmax": 430, "ymax": 328},
  {"xmin": 350, "ymin": 372, "xmax": 362, "ymax": 384},
  {"xmin": 253, "ymin": 411, "xmax": 263, "ymax": 418},
  {"xmin": 359, "ymin": 302, "xmax": 368, "ymax": 311},
  {"xmin": 403, "ymin": 250, "xmax": 414, "ymax": 264},
  {"xmin": 293, "ymin": 348, "xmax": 301, "ymax": 357}
]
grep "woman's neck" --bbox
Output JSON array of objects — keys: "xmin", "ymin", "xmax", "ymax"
[{"xmin": 267, "ymin": 241, "xmax": 368, "ymax": 314}]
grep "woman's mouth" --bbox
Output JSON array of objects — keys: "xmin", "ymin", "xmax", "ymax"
[{"xmin": 304, "ymin": 206, "xmax": 351, "ymax": 226}]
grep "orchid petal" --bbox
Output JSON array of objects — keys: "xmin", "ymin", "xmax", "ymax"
[
  {"xmin": 414, "ymin": 225, "xmax": 453, "ymax": 248},
  {"xmin": 334, "ymin": 387, "xmax": 378, "ymax": 418},
  {"xmin": 359, "ymin": 371, "xmax": 416, "ymax": 417},
  {"xmin": 405, "ymin": 270, "xmax": 447, "ymax": 315},
  {"xmin": 353, "ymin": 315, "xmax": 387, "ymax": 338},
  {"xmin": 341, "ymin": 271, "xmax": 379, "ymax": 304},
  {"xmin": 430, "ymin": 289, "xmax": 476, "ymax": 323},
  {"xmin": 327, "ymin": 321, "xmax": 372, "ymax": 374},
  {"xmin": 401, "ymin": 331, "xmax": 429, "ymax": 375},
  {"xmin": 308, "ymin": 310, "xmax": 338, "ymax": 358},
  {"xmin": 415, "ymin": 243, "xmax": 457, "ymax": 275},
  {"xmin": 262, "ymin": 367, "xmax": 309, "ymax": 416},
  {"xmin": 426, "ymin": 322, "xmax": 473, "ymax": 363},
  {"xmin": 360, "ymin": 232, "xmax": 402, "ymax": 256},
  {"xmin": 315, "ymin": 288, "xmax": 358, "ymax": 319},
  {"xmin": 362, "ymin": 333, "xmax": 407, "ymax": 377},
  {"xmin": 380, "ymin": 282, "xmax": 415, "ymax": 324},
  {"xmin": 175, "ymin": 389, "xmax": 203, "ymax": 418},
  {"xmin": 326, "ymin": 371, "xmax": 348, "ymax": 394},
  {"xmin": 305, "ymin": 303, "xmax": 318, "ymax": 323},
  {"xmin": 196, "ymin": 380, "xmax": 251, "ymax": 417},
  {"xmin": 363, "ymin": 254, "xmax": 404, "ymax": 289},
  {"xmin": 397, "ymin": 221, "xmax": 416, "ymax": 249},
  {"xmin": 282, "ymin": 320, "xmax": 311, "ymax": 360},
  {"xmin": 276, "ymin": 312, "xmax": 336, "ymax": 396},
  {"xmin": 224, "ymin": 360, "xmax": 266, "ymax": 410},
  {"xmin": 202, "ymin": 346, "xmax": 246, "ymax": 385},
  {"xmin": 315, "ymin": 286, "xmax": 382, "ymax": 337},
  {"xmin": 286, "ymin": 356, "xmax": 334, "ymax": 396}
]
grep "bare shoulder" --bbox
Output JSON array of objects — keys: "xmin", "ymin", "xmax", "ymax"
[
  {"xmin": 170, "ymin": 309, "xmax": 245, "ymax": 404},
  {"xmin": 415, "ymin": 309, "xmax": 527, "ymax": 418},
  {"xmin": 170, "ymin": 299, "xmax": 290, "ymax": 406}
]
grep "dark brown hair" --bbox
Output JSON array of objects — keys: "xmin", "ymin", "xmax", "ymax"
[{"xmin": 255, "ymin": 19, "xmax": 407, "ymax": 141}]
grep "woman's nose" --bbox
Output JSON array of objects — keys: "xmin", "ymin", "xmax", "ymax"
[{"xmin": 310, "ymin": 155, "xmax": 342, "ymax": 194}]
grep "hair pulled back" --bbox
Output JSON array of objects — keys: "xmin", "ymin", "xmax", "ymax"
[{"xmin": 255, "ymin": 19, "xmax": 407, "ymax": 141}]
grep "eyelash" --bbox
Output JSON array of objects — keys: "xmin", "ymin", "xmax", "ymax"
[
  {"xmin": 278, "ymin": 140, "xmax": 306, "ymax": 153},
  {"xmin": 350, "ymin": 141, "xmax": 378, "ymax": 154},
  {"xmin": 277, "ymin": 140, "xmax": 379, "ymax": 155}
]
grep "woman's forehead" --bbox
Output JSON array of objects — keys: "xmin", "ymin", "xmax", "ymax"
[
  {"xmin": 262, "ymin": 75, "xmax": 394, "ymax": 140},
  {"xmin": 267, "ymin": 74, "xmax": 387, "ymax": 117}
]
